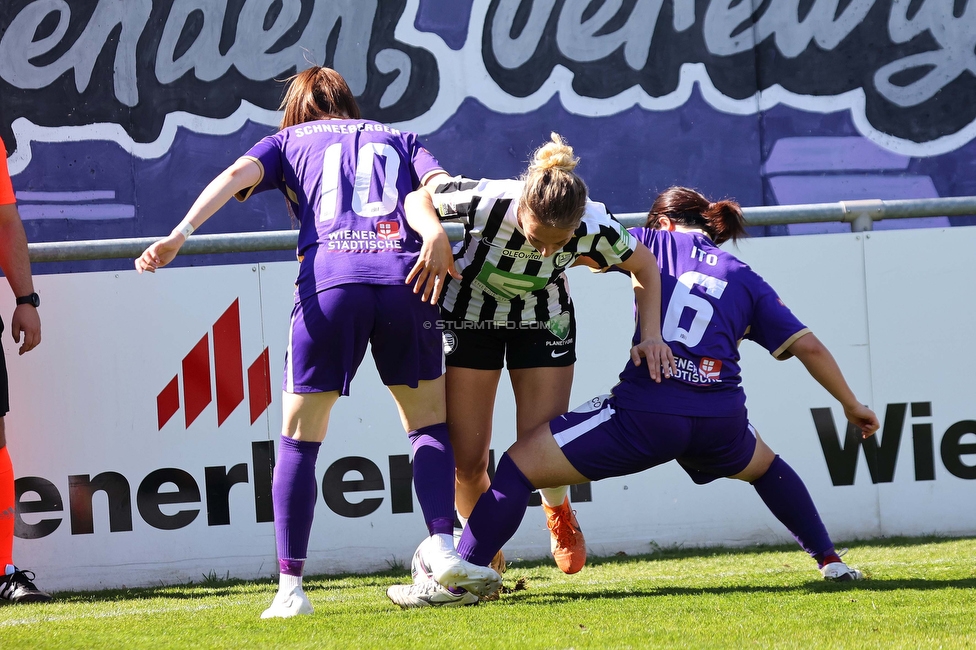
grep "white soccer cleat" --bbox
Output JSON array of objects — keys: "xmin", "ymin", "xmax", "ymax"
[
  {"xmin": 416, "ymin": 531, "xmax": 506, "ymax": 583},
  {"xmin": 387, "ymin": 579, "xmax": 479, "ymax": 608},
  {"xmin": 821, "ymin": 561, "xmax": 864, "ymax": 581},
  {"xmin": 260, "ymin": 585, "xmax": 314, "ymax": 619},
  {"xmin": 414, "ymin": 534, "xmax": 502, "ymax": 598}
]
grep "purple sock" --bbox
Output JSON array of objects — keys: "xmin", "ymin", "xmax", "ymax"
[
  {"xmin": 273, "ymin": 435, "xmax": 321, "ymax": 574},
  {"xmin": 457, "ymin": 453, "xmax": 533, "ymax": 566},
  {"xmin": 408, "ymin": 423, "xmax": 455, "ymax": 536},
  {"xmin": 279, "ymin": 558, "xmax": 305, "ymax": 577},
  {"xmin": 751, "ymin": 455, "xmax": 834, "ymax": 561}
]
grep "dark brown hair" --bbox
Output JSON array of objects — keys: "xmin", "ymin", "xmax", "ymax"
[
  {"xmin": 278, "ymin": 66, "xmax": 361, "ymax": 129},
  {"xmin": 519, "ymin": 133, "xmax": 588, "ymax": 229},
  {"xmin": 646, "ymin": 186, "xmax": 747, "ymax": 245}
]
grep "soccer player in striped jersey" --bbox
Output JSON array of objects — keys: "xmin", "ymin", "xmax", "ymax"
[
  {"xmin": 389, "ymin": 187, "xmax": 880, "ymax": 607},
  {"xmin": 398, "ymin": 134, "xmax": 673, "ymax": 579},
  {"xmin": 136, "ymin": 66, "xmax": 499, "ymax": 616}
]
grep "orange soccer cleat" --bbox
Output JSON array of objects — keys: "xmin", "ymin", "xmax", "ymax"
[{"xmin": 543, "ymin": 497, "xmax": 586, "ymax": 574}]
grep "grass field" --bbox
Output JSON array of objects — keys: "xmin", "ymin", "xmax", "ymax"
[{"xmin": 1, "ymin": 536, "xmax": 974, "ymax": 649}]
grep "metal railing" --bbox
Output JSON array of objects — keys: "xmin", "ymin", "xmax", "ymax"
[{"xmin": 26, "ymin": 195, "xmax": 976, "ymax": 263}]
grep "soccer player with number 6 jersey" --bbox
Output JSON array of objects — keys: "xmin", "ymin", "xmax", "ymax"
[
  {"xmin": 389, "ymin": 186, "xmax": 880, "ymax": 607},
  {"xmin": 136, "ymin": 66, "xmax": 500, "ymax": 618}
]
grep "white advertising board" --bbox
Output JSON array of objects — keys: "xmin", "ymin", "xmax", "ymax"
[
  {"xmin": 2, "ymin": 228, "xmax": 974, "ymax": 591},
  {"xmin": 862, "ymin": 229, "xmax": 976, "ymax": 535}
]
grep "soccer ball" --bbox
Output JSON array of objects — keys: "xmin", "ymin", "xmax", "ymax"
[
  {"xmin": 411, "ymin": 530, "xmax": 463, "ymax": 584},
  {"xmin": 410, "ymin": 544, "xmax": 434, "ymax": 584}
]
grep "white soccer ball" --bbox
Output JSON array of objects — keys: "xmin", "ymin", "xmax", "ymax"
[{"xmin": 410, "ymin": 544, "xmax": 434, "ymax": 584}]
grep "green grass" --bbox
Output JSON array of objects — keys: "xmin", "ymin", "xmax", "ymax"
[{"xmin": 2, "ymin": 536, "xmax": 975, "ymax": 649}]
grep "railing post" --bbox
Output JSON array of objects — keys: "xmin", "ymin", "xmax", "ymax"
[{"xmin": 840, "ymin": 199, "xmax": 884, "ymax": 232}]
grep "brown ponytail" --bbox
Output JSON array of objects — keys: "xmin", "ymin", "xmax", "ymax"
[
  {"xmin": 278, "ymin": 66, "xmax": 361, "ymax": 130},
  {"xmin": 646, "ymin": 186, "xmax": 747, "ymax": 245}
]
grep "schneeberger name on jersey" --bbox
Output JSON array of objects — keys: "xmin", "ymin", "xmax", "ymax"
[{"xmin": 294, "ymin": 122, "xmax": 402, "ymax": 137}]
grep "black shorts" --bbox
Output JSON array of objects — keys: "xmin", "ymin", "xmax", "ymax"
[
  {"xmin": 0, "ymin": 316, "xmax": 8, "ymax": 416},
  {"xmin": 440, "ymin": 306, "xmax": 576, "ymax": 370}
]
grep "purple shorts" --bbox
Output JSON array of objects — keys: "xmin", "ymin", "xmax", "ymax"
[
  {"xmin": 550, "ymin": 395, "xmax": 757, "ymax": 484},
  {"xmin": 284, "ymin": 284, "xmax": 443, "ymax": 395}
]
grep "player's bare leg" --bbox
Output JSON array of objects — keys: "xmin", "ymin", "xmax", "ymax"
[
  {"xmin": 510, "ymin": 365, "xmax": 586, "ymax": 573},
  {"xmin": 446, "ymin": 367, "xmax": 502, "ymax": 518},
  {"xmin": 444, "ymin": 367, "xmax": 507, "ymax": 572}
]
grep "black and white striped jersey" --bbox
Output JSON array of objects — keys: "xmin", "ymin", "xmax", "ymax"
[{"xmin": 430, "ymin": 177, "xmax": 637, "ymax": 322}]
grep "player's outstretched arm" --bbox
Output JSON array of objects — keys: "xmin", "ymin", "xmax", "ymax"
[
  {"xmin": 403, "ymin": 184, "xmax": 460, "ymax": 304},
  {"xmin": 788, "ymin": 332, "xmax": 880, "ymax": 438},
  {"xmin": 135, "ymin": 158, "xmax": 261, "ymax": 273},
  {"xmin": 617, "ymin": 242, "xmax": 676, "ymax": 382}
]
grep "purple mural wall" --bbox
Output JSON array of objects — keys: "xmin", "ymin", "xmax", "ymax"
[{"xmin": 2, "ymin": 0, "xmax": 975, "ymax": 273}]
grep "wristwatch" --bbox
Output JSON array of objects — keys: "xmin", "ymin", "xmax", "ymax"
[{"xmin": 15, "ymin": 293, "xmax": 40, "ymax": 308}]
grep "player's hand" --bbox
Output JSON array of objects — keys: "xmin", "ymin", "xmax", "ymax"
[
  {"xmin": 844, "ymin": 403, "xmax": 880, "ymax": 439},
  {"xmin": 11, "ymin": 304, "xmax": 41, "ymax": 355},
  {"xmin": 136, "ymin": 234, "xmax": 184, "ymax": 274},
  {"xmin": 406, "ymin": 230, "xmax": 460, "ymax": 304},
  {"xmin": 630, "ymin": 338, "xmax": 676, "ymax": 383}
]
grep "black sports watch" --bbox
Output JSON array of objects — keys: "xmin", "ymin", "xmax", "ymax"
[{"xmin": 15, "ymin": 293, "xmax": 39, "ymax": 308}]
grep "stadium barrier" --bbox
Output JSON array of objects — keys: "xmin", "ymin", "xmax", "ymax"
[
  {"xmin": 25, "ymin": 195, "xmax": 976, "ymax": 262},
  {"xmin": 4, "ymin": 198, "xmax": 975, "ymax": 591}
]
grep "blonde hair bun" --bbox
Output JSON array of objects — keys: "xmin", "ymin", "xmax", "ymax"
[
  {"xmin": 529, "ymin": 132, "xmax": 579, "ymax": 174},
  {"xmin": 519, "ymin": 133, "xmax": 588, "ymax": 229}
]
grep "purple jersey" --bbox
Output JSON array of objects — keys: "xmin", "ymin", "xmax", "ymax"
[
  {"xmin": 613, "ymin": 229, "xmax": 810, "ymax": 416},
  {"xmin": 237, "ymin": 119, "xmax": 444, "ymax": 299}
]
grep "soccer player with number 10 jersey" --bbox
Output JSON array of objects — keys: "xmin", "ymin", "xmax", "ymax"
[{"xmin": 136, "ymin": 66, "xmax": 500, "ymax": 618}]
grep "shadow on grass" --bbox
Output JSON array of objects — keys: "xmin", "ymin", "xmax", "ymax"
[
  {"xmin": 565, "ymin": 534, "xmax": 961, "ymax": 569},
  {"xmin": 46, "ymin": 534, "xmax": 974, "ymax": 605},
  {"xmin": 491, "ymin": 576, "xmax": 976, "ymax": 606},
  {"xmin": 49, "ymin": 567, "xmax": 410, "ymax": 604}
]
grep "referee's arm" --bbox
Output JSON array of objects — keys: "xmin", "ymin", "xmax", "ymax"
[{"xmin": 0, "ymin": 199, "xmax": 40, "ymax": 356}]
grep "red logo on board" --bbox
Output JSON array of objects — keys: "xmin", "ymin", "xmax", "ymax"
[{"xmin": 156, "ymin": 299, "xmax": 272, "ymax": 430}]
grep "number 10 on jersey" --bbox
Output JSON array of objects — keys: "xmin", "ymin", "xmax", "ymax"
[{"xmin": 319, "ymin": 142, "xmax": 401, "ymax": 221}]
